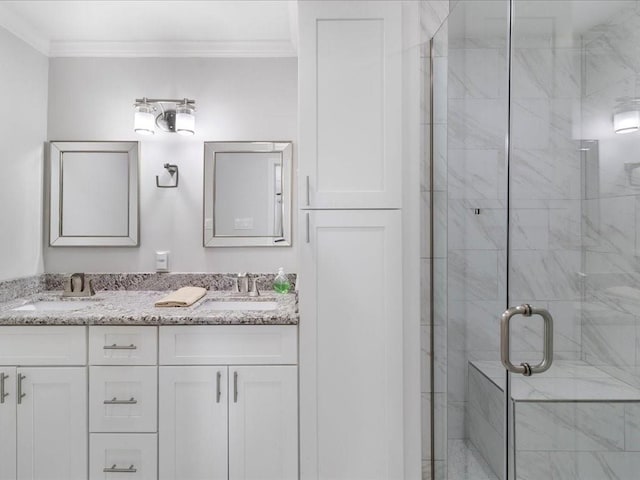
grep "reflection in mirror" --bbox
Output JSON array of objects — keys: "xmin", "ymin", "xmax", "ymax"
[
  {"xmin": 49, "ymin": 141, "xmax": 139, "ymax": 246},
  {"xmin": 204, "ymin": 142, "xmax": 292, "ymax": 247}
]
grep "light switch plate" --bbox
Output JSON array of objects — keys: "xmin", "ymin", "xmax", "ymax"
[{"xmin": 155, "ymin": 251, "xmax": 169, "ymax": 272}]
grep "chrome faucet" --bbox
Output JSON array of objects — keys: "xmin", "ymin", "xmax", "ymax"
[
  {"xmin": 63, "ymin": 273, "xmax": 95, "ymax": 297},
  {"xmin": 236, "ymin": 273, "xmax": 249, "ymax": 294},
  {"xmin": 249, "ymin": 276, "xmax": 260, "ymax": 297}
]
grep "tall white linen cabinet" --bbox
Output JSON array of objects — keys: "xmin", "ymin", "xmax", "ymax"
[{"xmin": 298, "ymin": 2, "xmax": 406, "ymax": 479}]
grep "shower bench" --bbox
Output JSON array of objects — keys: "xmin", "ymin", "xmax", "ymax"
[{"xmin": 468, "ymin": 360, "xmax": 640, "ymax": 479}]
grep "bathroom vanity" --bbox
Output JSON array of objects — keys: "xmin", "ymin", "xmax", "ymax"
[{"xmin": 0, "ymin": 288, "xmax": 298, "ymax": 480}]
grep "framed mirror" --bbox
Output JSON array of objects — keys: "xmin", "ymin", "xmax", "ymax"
[
  {"xmin": 203, "ymin": 141, "xmax": 292, "ymax": 247},
  {"xmin": 49, "ymin": 141, "xmax": 139, "ymax": 246}
]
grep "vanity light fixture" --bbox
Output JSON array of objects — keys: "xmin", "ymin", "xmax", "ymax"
[
  {"xmin": 613, "ymin": 97, "xmax": 640, "ymax": 134},
  {"xmin": 133, "ymin": 97, "xmax": 196, "ymax": 136}
]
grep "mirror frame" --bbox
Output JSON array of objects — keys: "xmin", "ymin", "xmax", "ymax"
[
  {"xmin": 203, "ymin": 141, "xmax": 292, "ymax": 247},
  {"xmin": 49, "ymin": 141, "xmax": 140, "ymax": 247}
]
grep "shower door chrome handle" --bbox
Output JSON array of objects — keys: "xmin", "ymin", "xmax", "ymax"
[{"xmin": 500, "ymin": 304, "xmax": 553, "ymax": 376}]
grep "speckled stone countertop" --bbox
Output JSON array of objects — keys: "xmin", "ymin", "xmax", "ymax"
[{"xmin": 0, "ymin": 291, "xmax": 298, "ymax": 326}]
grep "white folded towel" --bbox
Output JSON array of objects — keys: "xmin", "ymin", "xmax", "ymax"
[{"xmin": 155, "ymin": 287, "xmax": 207, "ymax": 307}]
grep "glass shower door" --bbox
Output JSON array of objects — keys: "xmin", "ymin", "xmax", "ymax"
[
  {"xmin": 506, "ymin": 1, "xmax": 640, "ymax": 479},
  {"xmin": 431, "ymin": 1, "xmax": 511, "ymax": 478},
  {"xmin": 432, "ymin": 1, "xmax": 640, "ymax": 479}
]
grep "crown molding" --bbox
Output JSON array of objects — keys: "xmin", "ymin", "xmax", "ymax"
[
  {"xmin": 0, "ymin": 3, "xmax": 50, "ymax": 55},
  {"xmin": 0, "ymin": 3, "xmax": 297, "ymax": 58},
  {"xmin": 48, "ymin": 40, "xmax": 297, "ymax": 58}
]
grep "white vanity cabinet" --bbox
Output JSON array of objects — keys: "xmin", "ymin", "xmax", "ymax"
[
  {"xmin": 0, "ymin": 323, "xmax": 298, "ymax": 480},
  {"xmin": 0, "ymin": 327, "xmax": 87, "ymax": 480},
  {"xmin": 159, "ymin": 326, "xmax": 298, "ymax": 480}
]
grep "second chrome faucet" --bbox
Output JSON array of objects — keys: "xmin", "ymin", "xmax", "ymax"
[{"xmin": 236, "ymin": 273, "xmax": 259, "ymax": 297}]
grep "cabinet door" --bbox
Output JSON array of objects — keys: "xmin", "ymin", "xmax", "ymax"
[
  {"xmin": 0, "ymin": 367, "xmax": 16, "ymax": 480},
  {"xmin": 299, "ymin": 209, "xmax": 403, "ymax": 479},
  {"xmin": 159, "ymin": 367, "xmax": 228, "ymax": 480},
  {"xmin": 16, "ymin": 367, "xmax": 87, "ymax": 480},
  {"xmin": 228, "ymin": 366, "xmax": 297, "ymax": 480},
  {"xmin": 298, "ymin": 1, "xmax": 402, "ymax": 209}
]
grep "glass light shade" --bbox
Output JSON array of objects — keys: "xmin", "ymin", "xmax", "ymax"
[
  {"xmin": 175, "ymin": 105, "xmax": 195, "ymax": 136},
  {"xmin": 614, "ymin": 109, "xmax": 640, "ymax": 134},
  {"xmin": 134, "ymin": 105, "xmax": 155, "ymax": 135}
]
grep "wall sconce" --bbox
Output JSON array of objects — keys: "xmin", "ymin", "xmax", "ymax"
[
  {"xmin": 613, "ymin": 98, "xmax": 640, "ymax": 134},
  {"xmin": 133, "ymin": 98, "xmax": 196, "ymax": 136}
]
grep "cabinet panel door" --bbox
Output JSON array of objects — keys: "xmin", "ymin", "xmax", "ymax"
[
  {"xmin": 299, "ymin": 209, "xmax": 403, "ymax": 479},
  {"xmin": 159, "ymin": 367, "xmax": 228, "ymax": 480},
  {"xmin": 0, "ymin": 367, "xmax": 16, "ymax": 480},
  {"xmin": 16, "ymin": 367, "xmax": 87, "ymax": 480},
  {"xmin": 228, "ymin": 366, "xmax": 297, "ymax": 480},
  {"xmin": 299, "ymin": 1, "xmax": 402, "ymax": 209}
]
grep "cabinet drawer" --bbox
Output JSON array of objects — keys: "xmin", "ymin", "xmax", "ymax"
[
  {"xmin": 159, "ymin": 326, "xmax": 297, "ymax": 365},
  {"xmin": 0, "ymin": 326, "xmax": 86, "ymax": 365},
  {"xmin": 90, "ymin": 366, "xmax": 157, "ymax": 433},
  {"xmin": 89, "ymin": 326, "xmax": 157, "ymax": 365},
  {"xmin": 90, "ymin": 434, "xmax": 157, "ymax": 480}
]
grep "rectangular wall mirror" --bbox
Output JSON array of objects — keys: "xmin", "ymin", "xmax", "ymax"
[
  {"xmin": 49, "ymin": 141, "xmax": 139, "ymax": 246},
  {"xmin": 203, "ymin": 141, "xmax": 292, "ymax": 247}
]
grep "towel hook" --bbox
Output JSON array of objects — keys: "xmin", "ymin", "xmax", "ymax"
[{"xmin": 156, "ymin": 163, "xmax": 179, "ymax": 188}]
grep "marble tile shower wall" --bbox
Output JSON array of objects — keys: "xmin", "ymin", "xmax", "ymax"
[{"xmin": 580, "ymin": 4, "xmax": 640, "ymax": 379}]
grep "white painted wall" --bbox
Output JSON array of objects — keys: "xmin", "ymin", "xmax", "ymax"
[
  {"xmin": 0, "ymin": 26, "xmax": 48, "ymax": 281},
  {"xmin": 45, "ymin": 57, "xmax": 297, "ymax": 273}
]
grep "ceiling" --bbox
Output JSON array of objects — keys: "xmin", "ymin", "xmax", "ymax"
[{"xmin": 0, "ymin": 0, "xmax": 298, "ymax": 57}]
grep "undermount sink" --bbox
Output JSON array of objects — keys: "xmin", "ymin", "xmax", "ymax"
[
  {"xmin": 196, "ymin": 299, "xmax": 278, "ymax": 311},
  {"xmin": 12, "ymin": 300, "xmax": 96, "ymax": 312}
]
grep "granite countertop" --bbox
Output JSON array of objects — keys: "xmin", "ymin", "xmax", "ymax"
[{"xmin": 0, "ymin": 290, "xmax": 298, "ymax": 326}]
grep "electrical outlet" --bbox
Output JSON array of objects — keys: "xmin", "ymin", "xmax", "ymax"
[{"xmin": 155, "ymin": 251, "xmax": 169, "ymax": 272}]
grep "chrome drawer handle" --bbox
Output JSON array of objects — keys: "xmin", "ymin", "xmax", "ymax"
[
  {"xmin": 103, "ymin": 344, "xmax": 137, "ymax": 350},
  {"xmin": 17, "ymin": 374, "xmax": 26, "ymax": 405},
  {"xmin": 233, "ymin": 371, "xmax": 238, "ymax": 403},
  {"xmin": 103, "ymin": 464, "xmax": 137, "ymax": 473},
  {"xmin": 0, "ymin": 373, "xmax": 8, "ymax": 404},
  {"xmin": 104, "ymin": 397, "xmax": 137, "ymax": 405}
]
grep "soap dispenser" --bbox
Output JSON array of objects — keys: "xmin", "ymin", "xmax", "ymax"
[{"xmin": 273, "ymin": 267, "xmax": 291, "ymax": 294}]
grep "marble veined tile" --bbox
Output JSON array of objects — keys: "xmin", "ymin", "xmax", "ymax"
[
  {"xmin": 623, "ymin": 403, "xmax": 640, "ymax": 451},
  {"xmin": 447, "ymin": 200, "xmax": 506, "ymax": 250},
  {"xmin": 583, "ymin": 322, "xmax": 636, "ymax": 367},
  {"xmin": 448, "ymin": 98, "xmax": 506, "ymax": 150},
  {"xmin": 515, "ymin": 402, "xmax": 625, "ymax": 452},
  {"xmin": 448, "ymin": 149, "xmax": 503, "ymax": 201},
  {"xmin": 448, "ymin": 439, "xmax": 498, "ymax": 480},
  {"xmin": 448, "ymin": 250, "xmax": 500, "ymax": 302},
  {"xmin": 509, "ymin": 250, "xmax": 581, "ymax": 301},
  {"xmin": 516, "ymin": 451, "xmax": 640, "ymax": 480},
  {"xmin": 515, "ymin": 377, "xmax": 640, "ymax": 401}
]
